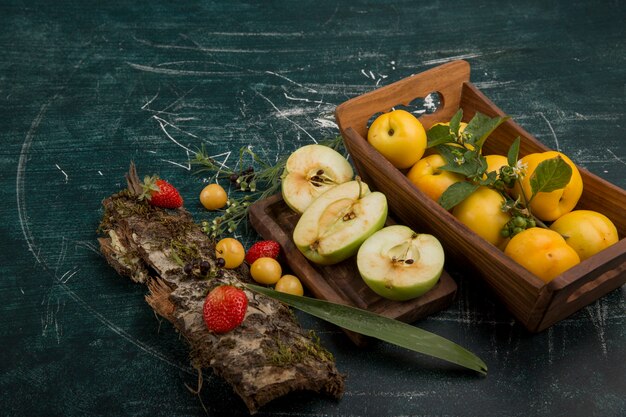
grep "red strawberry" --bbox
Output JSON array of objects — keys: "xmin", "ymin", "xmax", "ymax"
[
  {"xmin": 245, "ymin": 240, "xmax": 280, "ymax": 265},
  {"xmin": 202, "ymin": 285, "xmax": 248, "ymax": 333},
  {"xmin": 140, "ymin": 175, "xmax": 183, "ymax": 208}
]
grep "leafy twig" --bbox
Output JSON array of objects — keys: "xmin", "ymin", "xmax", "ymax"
[
  {"xmin": 192, "ymin": 136, "xmax": 345, "ymax": 238},
  {"xmin": 428, "ymin": 111, "xmax": 571, "ymax": 239}
]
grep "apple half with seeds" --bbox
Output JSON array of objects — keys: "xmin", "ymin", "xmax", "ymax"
[
  {"xmin": 293, "ymin": 179, "xmax": 387, "ymax": 265},
  {"xmin": 357, "ymin": 225, "xmax": 445, "ymax": 301},
  {"xmin": 281, "ymin": 144, "xmax": 354, "ymax": 214}
]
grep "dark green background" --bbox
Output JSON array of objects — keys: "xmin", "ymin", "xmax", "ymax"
[{"xmin": 2, "ymin": 1, "xmax": 625, "ymax": 416}]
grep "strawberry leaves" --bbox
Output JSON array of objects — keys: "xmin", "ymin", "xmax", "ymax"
[
  {"xmin": 426, "ymin": 123, "xmax": 456, "ymax": 148},
  {"xmin": 138, "ymin": 175, "xmax": 161, "ymax": 201},
  {"xmin": 139, "ymin": 175, "xmax": 183, "ymax": 209}
]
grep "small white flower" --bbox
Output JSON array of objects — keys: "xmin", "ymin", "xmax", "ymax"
[{"xmin": 514, "ymin": 160, "xmax": 528, "ymax": 178}]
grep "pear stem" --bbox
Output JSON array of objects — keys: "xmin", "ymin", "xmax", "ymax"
[{"xmin": 355, "ymin": 176, "xmax": 363, "ymax": 199}]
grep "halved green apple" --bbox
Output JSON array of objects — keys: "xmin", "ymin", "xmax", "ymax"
[
  {"xmin": 281, "ymin": 144, "xmax": 354, "ymax": 214},
  {"xmin": 293, "ymin": 180, "xmax": 387, "ymax": 265},
  {"xmin": 357, "ymin": 225, "xmax": 444, "ymax": 301}
]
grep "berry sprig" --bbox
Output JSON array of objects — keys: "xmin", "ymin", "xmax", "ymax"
[
  {"xmin": 499, "ymin": 203, "xmax": 537, "ymax": 239},
  {"xmin": 429, "ymin": 110, "xmax": 572, "ymax": 239},
  {"xmin": 182, "ymin": 258, "xmax": 225, "ymax": 279},
  {"xmin": 229, "ymin": 166, "xmax": 257, "ymax": 192},
  {"xmin": 193, "ymin": 137, "xmax": 344, "ymax": 238}
]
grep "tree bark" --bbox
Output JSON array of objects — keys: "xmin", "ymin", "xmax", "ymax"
[{"xmin": 97, "ymin": 164, "xmax": 345, "ymax": 414}]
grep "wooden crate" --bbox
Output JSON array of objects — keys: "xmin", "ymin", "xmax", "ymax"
[{"xmin": 335, "ymin": 60, "xmax": 626, "ymax": 332}]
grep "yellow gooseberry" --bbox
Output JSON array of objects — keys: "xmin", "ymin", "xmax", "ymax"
[
  {"xmin": 200, "ymin": 183, "xmax": 228, "ymax": 210},
  {"xmin": 274, "ymin": 274, "xmax": 304, "ymax": 296},
  {"xmin": 484, "ymin": 154, "xmax": 508, "ymax": 178},
  {"xmin": 215, "ymin": 238, "xmax": 245, "ymax": 269},
  {"xmin": 250, "ymin": 257, "xmax": 282, "ymax": 285}
]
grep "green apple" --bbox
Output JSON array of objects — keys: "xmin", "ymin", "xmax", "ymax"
[
  {"xmin": 357, "ymin": 225, "xmax": 444, "ymax": 301},
  {"xmin": 293, "ymin": 180, "xmax": 387, "ymax": 265},
  {"xmin": 281, "ymin": 144, "xmax": 354, "ymax": 214}
]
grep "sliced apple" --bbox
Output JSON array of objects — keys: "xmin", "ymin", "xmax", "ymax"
[
  {"xmin": 293, "ymin": 180, "xmax": 387, "ymax": 265},
  {"xmin": 357, "ymin": 225, "xmax": 444, "ymax": 301},
  {"xmin": 281, "ymin": 144, "xmax": 354, "ymax": 214}
]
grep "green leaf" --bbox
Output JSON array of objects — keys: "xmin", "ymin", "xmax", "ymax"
[
  {"xmin": 529, "ymin": 156, "xmax": 572, "ymax": 196},
  {"xmin": 473, "ymin": 153, "xmax": 489, "ymax": 179},
  {"xmin": 449, "ymin": 109, "xmax": 464, "ymax": 136},
  {"xmin": 437, "ymin": 146, "xmax": 486, "ymax": 179},
  {"xmin": 464, "ymin": 112, "xmax": 509, "ymax": 148},
  {"xmin": 246, "ymin": 284, "xmax": 487, "ymax": 375},
  {"xmin": 507, "ymin": 137, "xmax": 521, "ymax": 167},
  {"xmin": 478, "ymin": 170, "xmax": 497, "ymax": 186},
  {"xmin": 427, "ymin": 124, "xmax": 455, "ymax": 148},
  {"xmin": 438, "ymin": 181, "xmax": 480, "ymax": 210}
]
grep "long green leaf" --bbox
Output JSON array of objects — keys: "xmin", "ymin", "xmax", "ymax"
[{"xmin": 246, "ymin": 284, "xmax": 488, "ymax": 375}]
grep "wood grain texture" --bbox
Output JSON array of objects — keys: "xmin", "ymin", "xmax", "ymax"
[{"xmin": 2, "ymin": 0, "xmax": 625, "ymax": 416}]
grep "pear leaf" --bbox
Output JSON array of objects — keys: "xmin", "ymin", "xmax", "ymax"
[
  {"xmin": 464, "ymin": 112, "xmax": 509, "ymax": 148},
  {"xmin": 507, "ymin": 137, "xmax": 521, "ymax": 167},
  {"xmin": 438, "ymin": 181, "xmax": 480, "ymax": 210},
  {"xmin": 529, "ymin": 156, "xmax": 572, "ymax": 196},
  {"xmin": 449, "ymin": 109, "xmax": 464, "ymax": 136},
  {"xmin": 427, "ymin": 124, "xmax": 455, "ymax": 148}
]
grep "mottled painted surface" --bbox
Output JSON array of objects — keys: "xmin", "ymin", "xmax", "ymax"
[{"xmin": 1, "ymin": 1, "xmax": 625, "ymax": 416}]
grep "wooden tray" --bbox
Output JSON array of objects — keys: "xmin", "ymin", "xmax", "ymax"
[
  {"xmin": 335, "ymin": 59, "xmax": 626, "ymax": 333},
  {"xmin": 248, "ymin": 193, "xmax": 458, "ymax": 346}
]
